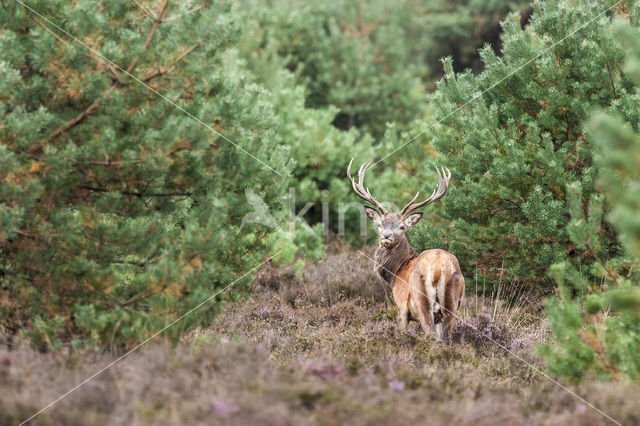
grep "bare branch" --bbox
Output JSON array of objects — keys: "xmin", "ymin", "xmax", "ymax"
[
  {"xmin": 143, "ymin": 41, "xmax": 202, "ymax": 82},
  {"xmin": 78, "ymin": 185, "xmax": 192, "ymax": 198},
  {"xmin": 106, "ymin": 64, "xmax": 124, "ymax": 84},
  {"xmin": 32, "ymin": 16, "xmax": 66, "ymax": 43},
  {"xmin": 126, "ymin": 0, "xmax": 170, "ymax": 74},
  {"xmin": 132, "ymin": 0, "xmax": 157, "ymax": 20}
]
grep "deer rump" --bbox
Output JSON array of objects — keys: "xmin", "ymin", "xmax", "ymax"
[{"xmin": 394, "ymin": 249, "xmax": 464, "ymax": 327}]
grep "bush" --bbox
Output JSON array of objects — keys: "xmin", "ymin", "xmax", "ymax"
[
  {"xmin": 0, "ymin": 1, "xmax": 291, "ymax": 350},
  {"xmin": 414, "ymin": 0, "xmax": 634, "ymax": 288},
  {"xmin": 541, "ymin": 17, "xmax": 640, "ymax": 383},
  {"xmin": 232, "ymin": 0, "xmax": 529, "ymax": 243},
  {"xmin": 236, "ymin": 0, "xmax": 424, "ymax": 139}
]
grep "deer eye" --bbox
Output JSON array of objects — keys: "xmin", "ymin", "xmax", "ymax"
[{"xmin": 399, "ymin": 225, "xmax": 405, "ymax": 231}]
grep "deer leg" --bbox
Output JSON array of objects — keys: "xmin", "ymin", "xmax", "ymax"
[
  {"xmin": 415, "ymin": 293, "xmax": 437, "ymax": 339},
  {"xmin": 442, "ymin": 273, "xmax": 464, "ymax": 344},
  {"xmin": 434, "ymin": 322, "xmax": 443, "ymax": 340},
  {"xmin": 442, "ymin": 313, "xmax": 455, "ymax": 344},
  {"xmin": 397, "ymin": 303, "xmax": 409, "ymax": 332}
]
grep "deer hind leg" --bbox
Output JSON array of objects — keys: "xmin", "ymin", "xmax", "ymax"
[
  {"xmin": 397, "ymin": 302, "xmax": 409, "ymax": 332},
  {"xmin": 414, "ymin": 290, "xmax": 438, "ymax": 339},
  {"xmin": 434, "ymin": 322, "xmax": 443, "ymax": 341},
  {"xmin": 433, "ymin": 300, "xmax": 444, "ymax": 340},
  {"xmin": 442, "ymin": 273, "xmax": 464, "ymax": 344}
]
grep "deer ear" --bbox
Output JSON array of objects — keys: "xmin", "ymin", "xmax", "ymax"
[
  {"xmin": 363, "ymin": 206, "xmax": 381, "ymax": 222},
  {"xmin": 404, "ymin": 212, "xmax": 423, "ymax": 227}
]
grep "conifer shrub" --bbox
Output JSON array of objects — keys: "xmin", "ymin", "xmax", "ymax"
[
  {"xmin": 411, "ymin": 0, "xmax": 635, "ymax": 289},
  {"xmin": 233, "ymin": 25, "xmax": 377, "ymax": 240},
  {"xmin": 235, "ymin": 0, "xmax": 424, "ymax": 139},
  {"xmin": 0, "ymin": 1, "xmax": 292, "ymax": 350},
  {"xmin": 541, "ymin": 17, "xmax": 640, "ymax": 383},
  {"xmin": 233, "ymin": 0, "xmax": 529, "ymax": 242}
]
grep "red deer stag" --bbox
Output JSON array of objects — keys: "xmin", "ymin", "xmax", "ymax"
[{"xmin": 347, "ymin": 159, "xmax": 465, "ymax": 343}]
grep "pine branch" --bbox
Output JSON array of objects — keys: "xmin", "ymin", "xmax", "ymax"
[
  {"xmin": 144, "ymin": 1, "xmax": 223, "ymax": 83},
  {"xmin": 143, "ymin": 41, "xmax": 202, "ymax": 82},
  {"xmin": 111, "ymin": 255, "xmax": 161, "ymax": 267},
  {"xmin": 26, "ymin": 88, "xmax": 114, "ymax": 156},
  {"xmin": 131, "ymin": 0, "xmax": 156, "ymax": 20},
  {"xmin": 78, "ymin": 185, "xmax": 193, "ymax": 198},
  {"xmin": 32, "ymin": 16, "xmax": 66, "ymax": 44},
  {"xmin": 121, "ymin": 289, "xmax": 158, "ymax": 306},
  {"xmin": 162, "ymin": 4, "xmax": 206, "ymax": 22},
  {"xmin": 126, "ymin": 0, "xmax": 170, "ymax": 74},
  {"xmin": 26, "ymin": 1, "xmax": 171, "ymax": 156},
  {"xmin": 106, "ymin": 64, "xmax": 124, "ymax": 84},
  {"xmin": 86, "ymin": 159, "xmax": 142, "ymax": 167}
]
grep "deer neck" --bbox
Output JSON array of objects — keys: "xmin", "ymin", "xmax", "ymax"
[{"xmin": 374, "ymin": 236, "xmax": 417, "ymax": 284}]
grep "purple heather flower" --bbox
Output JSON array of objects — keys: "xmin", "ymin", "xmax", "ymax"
[
  {"xmin": 388, "ymin": 379, "xmax": 405, "ymax": 391},
  {"xmin": 211, "ymin": 397, "xmax": 239, "ymax": 417}
]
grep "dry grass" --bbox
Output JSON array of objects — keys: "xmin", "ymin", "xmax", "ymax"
[{"xmin": 1, "ymin": 243, "xmax": 639, "ymax": 425}]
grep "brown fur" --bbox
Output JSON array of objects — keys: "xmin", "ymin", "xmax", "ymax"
[{"xmin": 375, "ymin": 235, "xmax": 465, "ymax": 343}]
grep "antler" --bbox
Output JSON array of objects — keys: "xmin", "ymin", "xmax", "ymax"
[
  {"xmin": 400, "ymin": 166, "xmax": 451, "ymax": 216},
  {"xmin": 347, "ymin": 158, "xmax": 388, "ymax": 214}
]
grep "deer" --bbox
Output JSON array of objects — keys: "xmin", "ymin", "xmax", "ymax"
[{"xmin": 347, "ymin": 159, "xmax": 465, "ymax": 343}]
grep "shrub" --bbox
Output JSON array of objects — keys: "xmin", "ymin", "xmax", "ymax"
[
  {"xmin": 235, "ymin": 0, "xmax": 424, "ymax": 139},
  {"xmin": 234, "ymin": 0, "xmax": 529, "ymax": 242},
  {"xmin": 541, "ymin": 17, "xmax": 640, "ymax": 383},
  {"xmin": 453, "ymin": 312, "xmax": 515, "ymax": 350},
  {"xmin": 414, "ymin": 0, "xmax": 635, "ymax": 288},
  {"xmin": 0, "ymin": 1, "xmax": 291, "ymax": 350}
]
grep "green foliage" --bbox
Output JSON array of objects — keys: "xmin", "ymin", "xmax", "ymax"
[
  {"xmin": 231, "ymin": 0, "xmax": 528, "ymax": 243},
  {"xmin": 405, "ymin": 0, "xmax": 529, "ymax": 83},
  {"xmin": 236, "ymin": 0, "xmax": 527, "ymax": 139},
  {"xmin": 0, "ymin": 1, "xmax": 293, "ymax": 350},
  {"xmin": 413, "ymin": 0, "xmax": 635, "ymax": 288},
  {"xmin": 266, "ymin": 219, "xmax": 326, "ymax": 275},
  {"xmin": 232, "ymin": 23, "xmax": 376, "ymax": 241},
  {"xmin": 235, "ymin": 0, "xmax": 424, "ymax": 139},
  {"xmin": 542, "ymin": 16, "xmax": 640, "ymax": 383}
]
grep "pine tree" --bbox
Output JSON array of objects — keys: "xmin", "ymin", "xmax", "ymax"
[
  {"xmin": 233, "ymin": 22, "xmax": 376, "ymax": 240},
  {"xmin": 234, "ymin": 0, "xmax": 427, "ymax": 140},
  {"xmin": 414, "ymin": 0, "xmax": 634, "ymax": 289},
  {"xmin": 236, "ymin": 0, "xmax": 527, "ymax": 140},
  {"xmin": 234, "ymin": 0, "xmax": 527, "ymax": 242},
  {"xmin": 541, "ymin": 17, "xmax": 640, "ymax": 382},
  {"xmin": 0, "ymin": 1, "xmax": 291, "ymax": 349},
  {"xmin": 404, "ymin": 0, "xmax": 530, "ymax": 85}
]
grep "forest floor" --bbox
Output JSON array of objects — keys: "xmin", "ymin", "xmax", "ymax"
[{"xmin": 2, "ymin": 242, "xmax": 639, "ymax": 425}]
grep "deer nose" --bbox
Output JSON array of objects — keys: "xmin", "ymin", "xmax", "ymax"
[{"xmin": 382, "ymin": 231, "xmax": 392, "ymax": 240}]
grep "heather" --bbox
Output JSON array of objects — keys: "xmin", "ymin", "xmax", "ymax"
[{"xmin": 2, "ymin": 243, "xmax": 639, "ymax": 425}]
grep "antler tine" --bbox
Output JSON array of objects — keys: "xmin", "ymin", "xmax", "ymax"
[
  {"xmin": 401, "ymin": 166, "xmax": 451, "ymax": 216},
  {"xmin": 400, "ymin": 191, "xmax": 421, "ymax": 215},
  {"xmin": 346, "ymin": 158, "xmax": 388, "ymax": 214}
]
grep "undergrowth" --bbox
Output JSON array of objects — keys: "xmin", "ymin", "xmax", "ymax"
[{"xmin": 1, "ymin": 242, "xmax": 638, "ymax": 425}]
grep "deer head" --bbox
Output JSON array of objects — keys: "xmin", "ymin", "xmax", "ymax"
[{"xmin": 346, "ymin": 159, "xmax": 451, "ymax": 249}]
